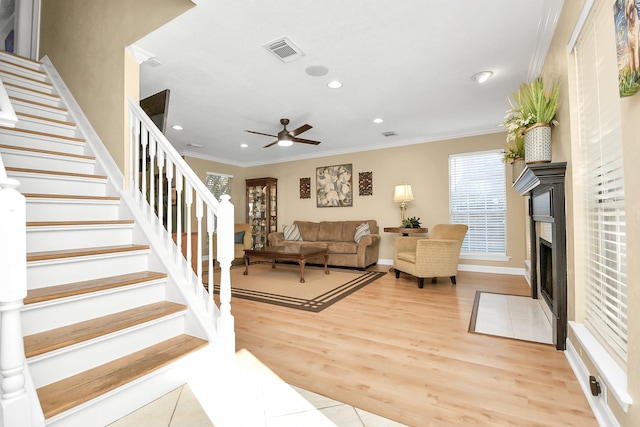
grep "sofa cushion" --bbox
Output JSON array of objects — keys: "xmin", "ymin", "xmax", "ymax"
[
  {"xmin": 234, "ymin": 231, "xmax": 245, "ymax": 244},
  {"xmin": 294, "ymin": 221, "xmax": 319, "ymax": 241},
  {"xmin": 327, "ymin": 242, "xmax": 358, "ymax": 254},
  {"xmin": 283, "ymin": 224, "xmax": 302, "ymax": 241},
  {"xmin": 318, "ymin": 221, "xmax": 343, "ymax": 242},
  {"xmin": 354, "ymin": 222, "xmax": 370, "ymax": 243},
  {"xmin": 397, "ymin": 251, "xmax": 417, "ymax": 263}
]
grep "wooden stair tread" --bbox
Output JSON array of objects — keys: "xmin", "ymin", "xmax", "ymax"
[
  {"xmin": 0, "ymin": 68, "xmax": 51, "ymax": 86},
  {"xmin": 0, "ymin": 126, "xmax": 84, "ymax": 143},
  {"xmin": 9, "ymin": 96, "xmax": 68, "ymax": 112},
  {"xmin": 27, "ymin": 220, "xmax": 134, "ymax": 227},
  {"xmin": 24, "ymin": 301, "xmax": 186, "ymax": 358},
  {"xmin": 0, "ymin": 55, "xmax": 44, "ymax": 71},
  {"xmin": 6, "ymin": 167, "xmax": 106, "ymax": 180},
  {"xmin": 36, "ymin": 334, "xmax": 207, "ymax": 419},
  {"xmin": 3, "ymin": 81, "xmax": 59, "ymax": 99},
  {"xmin": 0, "ymin": 144, "xmax": 93, "ymax": 160},
  {"xmin": 24, "ymin": 193, "xmax": 120, "ymax": 201},
  {"xmin": 15, "ymin": 112, "xmax": 76, "ymax": 127},
  {"xmin": 25, "ymin": 271, "xmax": 166, "ymax": 304},
  {"xmin": 27, "ymin": 244, "xmax": 150, "ymax": 262}
]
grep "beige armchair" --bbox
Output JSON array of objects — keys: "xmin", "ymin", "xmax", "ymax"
[
  {"xmin": 213, "ymin": 223, "xmax": 252, "ymax": 260},
  {"xmin": 393, "ymin": 224, "xmax": 468, "ymax": 288}
]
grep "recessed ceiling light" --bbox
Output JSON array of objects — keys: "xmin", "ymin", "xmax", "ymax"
[
  {"xmin": 240, "ymin": 143, "xmax": 248, "ymax": 148},
  {"xmin": 471, "ymin": 71, "xmax": 493, "ymax": 83},
  {"xmin": 306, "ymin": 65, "xmax": 329, "ymax": 76},
  {"xmin": 373, "ymin": 118, "xmax": 384, "ymax": 124},
  {"xmin": 172, "ymin": 125, "xmax": 183, "ymax": 130},
  {"xmin": 327, "ymin": 80, "xmax": 342, "ymax": 89}
]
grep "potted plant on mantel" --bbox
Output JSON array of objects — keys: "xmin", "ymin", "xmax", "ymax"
[
  {"xmin": 502, "ymin": 132, "xmax": 525, "ymax": 183},
  {"xmin": 501, "ymin": 77, "xmax": 560, "ymax": 164}
]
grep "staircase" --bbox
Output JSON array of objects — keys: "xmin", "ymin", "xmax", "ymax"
[{"xmin": 0, "ymin": 51, "xmax": 233, "ymax": 426}]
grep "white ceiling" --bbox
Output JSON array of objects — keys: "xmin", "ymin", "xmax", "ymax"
[{"xmin": 135, "ymin": 0, "xmax": 563, "ymax": 167}]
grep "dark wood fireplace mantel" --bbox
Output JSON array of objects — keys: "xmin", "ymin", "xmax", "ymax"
[{"xmin": 514, "ymin": 162, "xmax": 567, "ymax": 350}]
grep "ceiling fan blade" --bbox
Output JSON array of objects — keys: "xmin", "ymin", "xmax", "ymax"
[
  {"xmin": 290, "ymin": 124, "xmax": 312, "ymax": 137},
  {"xmin": 245, "ymin": 130, "xmax": 278, "ymax": 138},
  {"xmin": 263, "ymin": 140, "xmax": 279, "ymax": 148},
  {"xmin": 292, "ymin": 137, "xmax": 321, "ymax": 145}
]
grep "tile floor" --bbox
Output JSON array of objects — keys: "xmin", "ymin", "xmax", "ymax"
[
  {"xmin": 473, "ymin": 292, "xmax": 553, "ymax": 344},
  {"xmin": 110, "ymin": 349, "xmax": 407, "ymax": 427}
]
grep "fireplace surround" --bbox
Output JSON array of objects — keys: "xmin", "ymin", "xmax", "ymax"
[{"xmin": 513, "ymin": 162, "xmax": 567, "ymax": 350}]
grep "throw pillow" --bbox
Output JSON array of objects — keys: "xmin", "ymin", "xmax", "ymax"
[
  {"xmin": 354, "ymin": 222, "xmax": 370, "ymax": 243},
  {"xmin": 283, "ymin": 223, "xmax": 302, "ymax": 241},
  {"xmin": 234, "ymin": 231, "xmax": 245, "ymax": 244}
]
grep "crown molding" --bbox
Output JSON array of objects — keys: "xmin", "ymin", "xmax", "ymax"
[{"xmin": 528, "ymin": 0, "xmax": 564, "ymax": 81}]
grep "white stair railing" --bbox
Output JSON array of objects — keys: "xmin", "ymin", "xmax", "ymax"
[
  {"xmin": 0, "ymin": 152, "xmax": 31, "ymax": 426},
  {"xmin": 127, "ymin": 98, "xmax": 235, "ymax": 351},
  {"xmin": 0, "ymin": 77, "xmax": 18, "ymax": 128}
]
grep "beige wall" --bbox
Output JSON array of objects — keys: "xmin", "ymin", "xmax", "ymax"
[
  {"xmin": 193, "ymin": 132, "xmax": 526, "ymax": 266},
  {"xmin": 543, "ymin": 1, "xmax": 639, "ymax": 425},
  {"xmin": 38, "ymin": 0, "xmax": 194, "ymax": 179}
]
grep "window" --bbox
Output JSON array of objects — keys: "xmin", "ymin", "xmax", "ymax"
[
  {"xmin": 449, "ymin": 150, "xmax": 507, "ymax": 258},
  {"xmin": 205, "ymin": 172, "xmax": 232, "ymax": 201},
  {"xmin": 574, "ymin": 0, "xmax": 627, "ymax": 365}
]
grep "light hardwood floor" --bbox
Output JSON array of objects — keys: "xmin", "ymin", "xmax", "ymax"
[{"xmin": 232, "ymin": 266, "xmax": 597, "ymax": 427}]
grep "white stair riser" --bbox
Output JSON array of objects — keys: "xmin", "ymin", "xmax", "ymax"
[
  {"xmin": 11, "ymin": 99, "xmax": 70, "ymax": 122},
  {"xmin": 27, "ymin": 225, "xmax": 134, "ymax": 252},
  {"xmin": 7, "ymin": 172, "xmax": 106, "ymax": 196},
  {"xmin": 0, "ymin": 55, "xmax": 46, "ymax": 79},
  {"xmin": 26, "ymin": 199, "xmax": 120, "ymax": 222},
  {"xmin": 28, "ymin": 314, "xmax": 186, "ymax": 388},
  {"xmin": 0, "ymin": 130, "xmax": 85, "ymax": 155},
  {"xmin": 27, "ymin": 251, "xmax": 150, "ymax": 288},
  {"xmin": 22, "ymin": 281, "xmax": 167, "ymax": 335},
  {"xmin": 15, "ymin": 116, "xmax": 78, "ymax": 138},
  {"xmin": 0, "ymin": 71, "xmax": 53, "ymax": 93},
  {"xmin": 0, "ymin": 149, "xmax": 95, "ymax": 175},
  {"xmin": 4, "ymin": 85, "xmax": 61, "ymax": 108},
  {"xmin": 43, "ymin": 347, "xmax": 209, "ymax": 427}
]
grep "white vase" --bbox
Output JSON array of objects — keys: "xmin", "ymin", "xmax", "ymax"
[{"xmin": 524, "ymin": 123, "xmax": 552, "ymax": 164}]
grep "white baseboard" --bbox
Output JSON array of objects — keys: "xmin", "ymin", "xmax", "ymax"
[
  {"xmin": 565, "ymin": 338, "xmax": 621, "ymax": 427},
  {"xmin": 378, "ymin": 258, "xmax": 526, "ymax": 276}
]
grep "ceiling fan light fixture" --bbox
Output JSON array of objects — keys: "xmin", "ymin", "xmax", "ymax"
[{"xmin": 277, "ymin": 138, "xmax": 293, "ymax": 147}]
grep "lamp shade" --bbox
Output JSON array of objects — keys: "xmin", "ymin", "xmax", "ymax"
[{"xmin": 393, "ymin": 184, "xmax": 414, "ymax": 202}]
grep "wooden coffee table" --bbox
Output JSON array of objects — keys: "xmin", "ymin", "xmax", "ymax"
[{"xmin": 243, "ymin": 246, "xmax": 329, "ymax": 283}]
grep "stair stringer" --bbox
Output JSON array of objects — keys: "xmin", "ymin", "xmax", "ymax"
[{"xmin": 39, "ymin": 55, "xmax": 226, "ymax": 346}]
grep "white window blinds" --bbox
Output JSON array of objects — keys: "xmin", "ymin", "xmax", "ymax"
[
  {"xmin": 574, "ymin": 0, "xmax": 628, "ymax": 364},
  {"xmin": 449, "ymin": 150, "xmax": 506, "ymax": 256}
]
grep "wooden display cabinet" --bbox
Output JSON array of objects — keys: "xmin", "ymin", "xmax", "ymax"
[{"xmin": 246, "ymin": 177, "xmax": 277, "ymax": 248}]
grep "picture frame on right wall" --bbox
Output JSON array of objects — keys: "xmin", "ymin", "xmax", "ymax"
[{"xmin": 614, "ymin": 0, "xmax": 640, "ymax": 97}]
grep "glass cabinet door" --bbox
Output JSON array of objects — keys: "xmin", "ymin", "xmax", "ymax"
[{"xmin": 246, "ymin": 178, "xmax": 277, "ymax": 248}]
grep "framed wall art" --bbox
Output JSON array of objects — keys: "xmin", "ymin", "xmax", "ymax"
[
  {"xmin": 316, "ymin": 164, "xmax": 352, "ymax": 207},
  {"xmin": 614, "ymin": 0, "xmax": 640, "ymax": 97},
  {"xmin": 300, "ymin": 177, "xmax": 311, "ymax": 199},
  {"xmin": 359, "ymin": 171, "xmax": 373, "ymax": 196}
]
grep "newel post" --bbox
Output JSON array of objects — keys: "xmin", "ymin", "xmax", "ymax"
[
  {"xmin": 0, "ymin": 165, "xmax": 31, "ymax": 427},
  {"xmin": 216, "ymin": 195, "xmax": 235, "ymax": 360}
]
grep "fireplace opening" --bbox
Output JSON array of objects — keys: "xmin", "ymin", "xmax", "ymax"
[{"xmin": 539, "ymin": 238, "xmax": 553, "ymax": 307}]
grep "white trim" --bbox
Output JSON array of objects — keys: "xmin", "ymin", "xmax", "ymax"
[
  {"xmin": 567, "ymin": 0, "xmax": 596, "ymax": 54},
  {"xmin": 459, "ymin": 253, "xmax": 510, "ymax": 262},
  {"xmin": 565, "ymin": 337, "xmax": 622, "ymax": 426},
  {"xmin": 568, "ymin": 322, "xmax": 632, "ymax": 412},
  {"xmin": 206, "ymin": 171, "xmax": 234, "ymax": 179},
  {"xmin": 457, "ymin": 263, "xmax": 525, "ymax": 277},
  {"xmin": 528, "ymin": 0, "xmax": 565, "ymax": 80},
  {"xmin": 126, "ymin": 44, "xmax": 156, "ymax": 65}
]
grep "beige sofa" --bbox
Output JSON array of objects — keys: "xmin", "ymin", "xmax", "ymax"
[{"xmin": 268, "ymin": 220, "xmax": 380, "ymax": 269}]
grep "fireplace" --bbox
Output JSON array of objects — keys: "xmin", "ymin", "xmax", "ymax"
[
  {"xmin": 513, "ymin": 163, "xmax": 567, "ymax": 350},
  {"xmin": 539, "ymin": 238, "xmax": 553, "ymax": 307}
]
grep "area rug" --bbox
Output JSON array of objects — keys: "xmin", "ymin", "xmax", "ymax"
[
  {"xmin": 468, "ymin": 291, "xmax": 553, "ymax": 345},
  {"xmin": 212, "ymin": 263, "xmax": 386, "ymax": 312}
]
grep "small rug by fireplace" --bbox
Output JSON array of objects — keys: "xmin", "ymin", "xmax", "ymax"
[
  {"xmin": 212, "ymin": 263, "xmax": 386, "ymax": 312},
  {"xmin": 468, "ymin": 291, "xmax": 553, "ymax": 345}
]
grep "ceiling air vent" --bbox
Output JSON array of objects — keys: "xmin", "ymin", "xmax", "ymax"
[
  {"xmin": 382, "ymin": 131, "xmax": 397, "ymax": 137},
  {"xmin": 263, "ymin": 37, "xmax": 305, "ymax": 62}
]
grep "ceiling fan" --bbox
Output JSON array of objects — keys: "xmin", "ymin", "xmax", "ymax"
[{"xmin": 245, "ymin": 118, "xmax": 321, "ymax": 148}]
